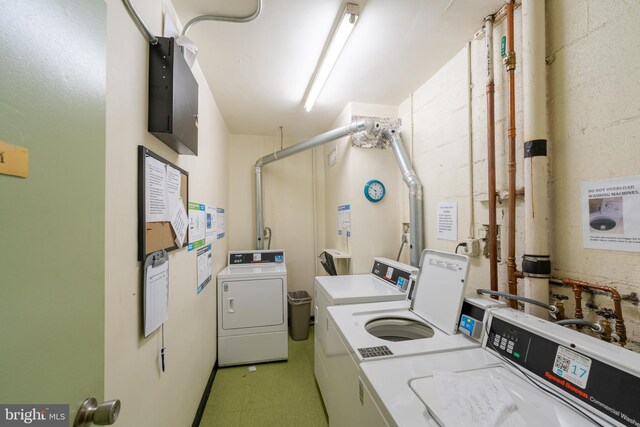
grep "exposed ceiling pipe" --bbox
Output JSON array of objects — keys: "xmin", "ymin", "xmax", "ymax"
[
  {"xmin": 505, "ymin": 0, "xmax": 522, "ymax": 309},
  {"xmin": 522, "ymin": 0, "xmax": 550, "ymax": 317},
  {"xmin": 484, "ymin": 15, "xmax": 499, "ymax": 296},
  {"xmin": 254, "ymin": 118, "xmax": 378, "ymax": 249},
  {"xmin": 182, "ymin": 0, "xmax": 262, "ymax": 35},
  {"xmin": 121, "ymin": 0, "xmax": 158, "ymax": 45},
  {"xmin": 383, "ymin": 128, "xmax": 424, "ymax": 267}
]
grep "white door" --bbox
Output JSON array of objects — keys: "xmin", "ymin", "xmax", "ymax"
[{"xmin": 221, "ymin": 278, "xmax": 284, "ymax": 329}]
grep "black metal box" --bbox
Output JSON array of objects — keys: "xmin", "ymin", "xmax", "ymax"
[{"xmin": 148, "ymin": 37, "xmax": 198, "ymax": 155}]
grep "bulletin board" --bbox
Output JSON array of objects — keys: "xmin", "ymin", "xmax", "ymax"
[{"xmin": 138, "ymin": 146, "xmax": 189, "ymax": 261}]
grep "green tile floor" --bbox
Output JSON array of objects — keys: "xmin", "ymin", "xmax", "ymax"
[{"xmin": 199, "ymin": 327, "xmax": 328, "ymax": 427}]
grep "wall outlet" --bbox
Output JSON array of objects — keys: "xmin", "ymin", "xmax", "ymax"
[{"xmin": 465, "ymin": 239, "xmax": 480, "ymax": 257}]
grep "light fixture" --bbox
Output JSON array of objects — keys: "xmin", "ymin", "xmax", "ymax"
[{"xmin": 303, "ymin": 3, "xmax": 360, "ymax": 112}]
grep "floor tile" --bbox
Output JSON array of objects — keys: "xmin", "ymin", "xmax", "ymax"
[{"xmin": 199, "ymin": 327, "xmax": 327, "ymax": 426}]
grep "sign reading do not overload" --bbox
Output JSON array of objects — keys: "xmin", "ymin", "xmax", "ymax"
[{"xmin": 582, "ymin": 174, "xmax": 640, "ymax": 252}]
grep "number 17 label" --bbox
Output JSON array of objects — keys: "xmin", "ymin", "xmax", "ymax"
[{"xmin": 553, "ymin": 346, "xmax": 592, "ymax": 389}]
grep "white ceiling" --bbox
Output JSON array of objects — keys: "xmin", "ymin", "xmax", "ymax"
[{"xmin": 170, "ymin": 0, "xmax": 504, "ymax": 139}]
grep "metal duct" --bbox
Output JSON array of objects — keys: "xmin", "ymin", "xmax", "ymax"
[
  {"xmin": 351, "ymin": 116, "xmax": 401, "ymax": 148},
  {"xmin": 254, "ymin": 118, "xmax": 377, "ymax": 249},
  {"xmin": 384, "ymin": 128, "xmax": 424, "ymax": 267}
]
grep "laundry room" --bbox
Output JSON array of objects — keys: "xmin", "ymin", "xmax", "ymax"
[{"xmin": 1, "ymin": 1, "xmax": 640, "ymax": 427}]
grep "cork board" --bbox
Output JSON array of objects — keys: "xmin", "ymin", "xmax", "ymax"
[{"xmin": 138, "ymin": 146, "xmax": 189, "ymax": 261}]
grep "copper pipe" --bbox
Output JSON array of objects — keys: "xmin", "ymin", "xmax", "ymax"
[
  {"xmin": 563, "ymin": 278, "xmax": 627, "ymax": 346},
  {"xmin": 485, "ymin": 16, "xmax": 498, "ymax": 296},
  {"xmin": 505, "ymin": 0, "xmax": 520, "ymax": 308}
]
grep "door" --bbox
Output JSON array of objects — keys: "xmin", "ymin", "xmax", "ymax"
[
  {"xmin": 221, "ymin": 278, "xmax": 284, "ymax": 330},
  {"xmin": 0, "ymin": 0, "xmax": 106, "ymax": 424}
]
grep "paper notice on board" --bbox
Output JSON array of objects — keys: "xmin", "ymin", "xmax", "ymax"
[
  {"xmin": 582, "ymin": 175, "xmax": 640, "ymax": 252},
  {"xmin": 170, "ymin": 198, "xmax": 189, "ymax": 247},
  {"xmin": 206, "ymin": 206, "xmax": 217, "ymax": 243},
  {"xmin": 145, "ymin": 157, "xmax": 169, "ymax": 222},
  {"xmin": 166, "ymin": 165, "xmax": 182, "ymax": 214},
  {"xmin": 144, "ymin": 261, "xmax": 169, "ymax": 337},
  {"xmin": 437, "ymin": 202, "xmax": 457, "ymax": 241},
  {"xmin": 188, "ymin": 202, "xmax": 206, "ymax": 250},
  {"xmin": 216, "ymin": 208, "xmax": 225, "ymax": 239}
]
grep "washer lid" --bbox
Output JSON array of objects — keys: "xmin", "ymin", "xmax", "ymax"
[{"xmin": 410, "ymin": 250, "xmax": 469, "ymax": 335}]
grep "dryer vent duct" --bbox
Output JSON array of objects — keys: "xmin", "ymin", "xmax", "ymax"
[{"xmin": 351, "ymin": 116, "xmax": 402, "ymax": 148}]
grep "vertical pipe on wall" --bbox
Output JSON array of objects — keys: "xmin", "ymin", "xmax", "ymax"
[
  {"xmin": 505, "ymin": 0, "xmax": 520, "ymax": 308},
  {"xmin": 255, "ymin": 166, "xmax": 264, "ymax": 249},
  {"xmin": 522, "ymin": 0, "xmax": 550, "ymax": 317},
  {"xmin": 485, "ymin": 16, "xmax": 499, "ymax": 295},
  {"xmin": 385, "ymin": 129, "xmax": 424, "ymax": 267},
  {"xmin": 467, "ymin": 41, "xmax": 475, "ymax": 240}
]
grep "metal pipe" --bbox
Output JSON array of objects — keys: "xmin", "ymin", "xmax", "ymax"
[
  {"xmin": 121, "ymin": 0, "xmax": 158, "ymax": 45},
  {"xmin": 505, "ymin": 0, "xmax": 520, "ymax": 309},
  {"xmin": 182, "ymin": 0, "xmax": 262, "ymax": 35},
  {"xmin": 467, "ymin": 42, "xmax": 475, "ymax": 241},
  {"xmin": 255, "ymin": 166, "xmax": 265, "ymax": 249},
  {"xmin": 385, "ymin": 129, "xmax": 424, "ymax": 267},
  {"xmin": 522, "ymin": 0, "xmax": 551, "ymax": 317},
  {"xmin": 254, "ymin": 118, "xmax": 376, "ymax": 249},
  {"xmin": 563, "ymin": 278, "xmax": 627, "ymax": 346},
  {"xmin": 484, "ymin": 16, "xmax": 499, "ymax": 297}
]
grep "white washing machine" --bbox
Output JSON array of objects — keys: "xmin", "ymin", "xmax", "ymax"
[
  {"xmin": 360, "ymin": 307, "xmax": 640, "ymax": 426},
  {"xmin": 324, "ymin": 251, "xmax": 505, "ymax": 426},
  {"xmin": 314, "ymin": 258, "xmax": 418, "ymax": 412},
  {"xmin": 217, "ymin": 250, "xmax": 288, "ymax": 367}
]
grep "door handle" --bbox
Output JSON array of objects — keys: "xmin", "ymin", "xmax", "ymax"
[
  {"xmin": 74, "ymin": 398, "xmax": 120, "ymax": 426},
  {"xmin": 228, "ymin": 298, "xmax": 235, "ymax": 313}
]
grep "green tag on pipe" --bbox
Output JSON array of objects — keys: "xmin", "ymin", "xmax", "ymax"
[{"xmin": 501, "ymin": 36, "xmax": 507, "ymax": 57}]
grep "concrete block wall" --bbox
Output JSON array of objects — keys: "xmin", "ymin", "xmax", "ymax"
[{"xmin": 399, "ymin": 1, "xmax": 640, "ymax": 352}]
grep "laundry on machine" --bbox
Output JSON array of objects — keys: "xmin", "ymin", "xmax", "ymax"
[
  {"xmin": 217, "ymin": 250, "xmax": 288, "ymax": 367},
  {"xmin": 323, "ymin": 250, "xmax": 505, "ymax": 426},
  {"xmin": 314, "ymin": 257, "xmax": 418, "ymax": 411},
  {"xmin": 360, "ymin": 307, "xmax": 640, "ymax": 426}
]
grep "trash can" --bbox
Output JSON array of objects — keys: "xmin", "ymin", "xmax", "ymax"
[{"xmin": 288, "ymin": 291, "xmax": 312, "ymax": 341}]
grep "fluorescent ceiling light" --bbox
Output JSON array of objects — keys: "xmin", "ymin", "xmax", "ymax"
[{"xmin": 304, "ymin": 3, "xmax": 360, "ymax": 112}]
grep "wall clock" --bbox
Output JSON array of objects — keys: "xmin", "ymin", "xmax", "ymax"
[{"xmin": 364, "ymin": 179, "xmax": 386, "ymax": 203}]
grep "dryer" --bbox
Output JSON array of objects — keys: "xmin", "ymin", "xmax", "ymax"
[
  {"xmin": 360, "ymin": 308, "xmax": 640, "ymax": 426},
  {"xmin": 217, "ymin": 250, "xmax": 288, "ymax": 367},
  {"xmin": 314, "ymin": 257, "xmax": 417, "ymax": 413}
]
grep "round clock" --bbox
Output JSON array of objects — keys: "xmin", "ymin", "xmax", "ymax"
[{"xmin": 364, "ymin": 179, "xmax": 386, "ymax": 203}]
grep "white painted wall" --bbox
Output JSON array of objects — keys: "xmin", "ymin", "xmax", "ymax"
[
  {"xmin": 398, "ymin": 2, "xmax": 640, "ymax": 351},
  {"xmin": 227, "ymin": 134, "xmax": 318, "ymax": 305},
  {"xmin": 323, "ymin": 102, "xmax": 402, "ymax": 274},
  {"xmin": 105, "ymin": 1, "xmax": 228, "ymax": 425}
]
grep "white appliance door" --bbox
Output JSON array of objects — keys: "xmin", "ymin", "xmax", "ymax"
[{"xmin": 221, "ymin": 278, "xmax": 284, "ymax": 330}]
